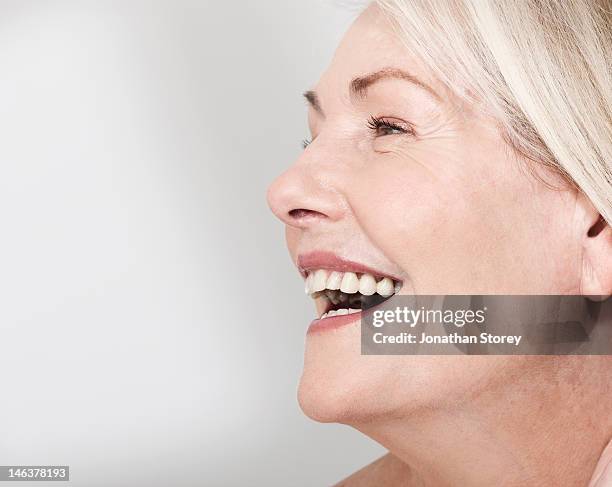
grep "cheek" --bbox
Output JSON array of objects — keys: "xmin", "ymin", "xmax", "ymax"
[
  {"xmin": 346, "ymin": 143, "xmax": 562, "ymax": 293},
  {"xmin": 348, "ymin": 156, "xmax": 478, "ymax": 291}
]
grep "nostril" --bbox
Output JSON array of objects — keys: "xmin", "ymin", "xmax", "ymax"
[{"xmin": 289, "ymin": 208, "xmax": 325, "ymax": 220}]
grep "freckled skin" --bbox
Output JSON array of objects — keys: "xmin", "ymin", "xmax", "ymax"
[{"xmin": 267, "ymin": 4, "xmax": 612, "ymax": 486}]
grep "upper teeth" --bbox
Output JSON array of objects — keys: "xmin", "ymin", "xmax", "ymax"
[{"xmin": 304, "ymin": 269, "xmax": 399, "ymax": 297}]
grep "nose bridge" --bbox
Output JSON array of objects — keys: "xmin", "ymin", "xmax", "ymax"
[{"xmin": 267, "ymin": 146, "xmax": 346, "ymax": 228}]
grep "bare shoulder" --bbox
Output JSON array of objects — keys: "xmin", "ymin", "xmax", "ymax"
[{"xmin": 332, "ymin": 453, "xmax": 415, "ymax": 487}]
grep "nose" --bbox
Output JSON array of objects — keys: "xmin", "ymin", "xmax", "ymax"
[{"xmin": 267, "ymin": 158, "xmax": 345, "ymax": 229}]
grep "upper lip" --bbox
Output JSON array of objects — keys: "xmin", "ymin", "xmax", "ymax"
[{"xmin": 297, "ymin": 250, "xmax": 402, "ymax": 282}]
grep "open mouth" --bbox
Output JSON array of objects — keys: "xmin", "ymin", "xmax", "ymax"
[{"xmin": 304, "ymin": 269, "xmax": 402, "ymax": 320}]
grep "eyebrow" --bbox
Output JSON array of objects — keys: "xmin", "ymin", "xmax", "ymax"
[
  {"xmin": 351, "ymin": 67, "xmax": 439, "ymax": 100},
  {"xmin": 303, "ymin": 67, "xmax": 439, "ymax": 116}
]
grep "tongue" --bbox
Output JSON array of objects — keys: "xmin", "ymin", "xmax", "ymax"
[
  {"xmin": 360, "ymin": 293, "xmax": 389, "ymax": 310},
  {"xmin": 334, "ymin": 292, "xmax": 389, "ymax": 311}
]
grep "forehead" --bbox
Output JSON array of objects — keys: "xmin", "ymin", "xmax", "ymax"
[{"xmin": 315, "ymin": 4, "xmax": 438, "ymax": 98}]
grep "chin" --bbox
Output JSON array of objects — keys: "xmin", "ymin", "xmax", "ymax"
[
  {"xmin": 297, "ymin": 369, "xmax": 393, "ymax": 425},
  {"xmin": 295, "ymin": 326, "xmax": 396, "ymax": 424},
  {"xmin": 296, "ymin": 333, "xmax": 527, "ymax": 425},
  {"xmin": 297, "ymin": 376, "xmax": 348, "ymax": 424},
  {"xmin": 295, "ymin": 329, "xmax": 425, "ymax": 424}
]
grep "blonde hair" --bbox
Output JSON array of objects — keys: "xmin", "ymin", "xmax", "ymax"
[{"xmin": 375, "ymin": 0, "xmax": 612, "ymax": 224}]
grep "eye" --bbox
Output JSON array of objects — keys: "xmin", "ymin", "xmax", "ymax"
[{"xmin": 367, "ymin": 116, "xmax": 415, "ymax": 137}]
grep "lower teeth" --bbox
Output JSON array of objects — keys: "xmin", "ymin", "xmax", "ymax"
[{"xmin": 321, "ymin": 308, "xmax": 361, "ymax": 319}]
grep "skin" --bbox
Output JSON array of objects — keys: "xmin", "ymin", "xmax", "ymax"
[{"xmin": 267, "ymin": 4, "xmax": 612, "ymax": 486}]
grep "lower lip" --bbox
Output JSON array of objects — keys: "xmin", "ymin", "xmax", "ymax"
[{"xmin": 307, "ymin": 311, "xmax": 363, "ymax": 334}]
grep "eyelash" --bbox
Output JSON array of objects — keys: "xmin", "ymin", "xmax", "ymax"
[
  {"xmin": 301, "ymin": 116, "xmax": 414, "ymax": 149},
  {"xmin": 366, "ymin": 115, "xmax": 414, "ymax": 137}
]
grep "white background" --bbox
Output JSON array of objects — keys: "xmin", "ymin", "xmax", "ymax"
[{"xmin": 0, "ymin": 1, "xmax": 384, "ymax": 486}]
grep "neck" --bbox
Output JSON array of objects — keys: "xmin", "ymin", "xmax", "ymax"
[{"xmin": 353, "ymin": 357, "xmax": 612, "ymax": 487}]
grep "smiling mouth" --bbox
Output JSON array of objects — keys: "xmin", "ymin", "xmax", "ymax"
[{"xmin": 304, "ymin": 269, "xmax": 402, "ymax": 320}]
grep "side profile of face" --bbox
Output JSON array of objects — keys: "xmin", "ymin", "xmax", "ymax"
[{"xmin": 267, "ymin": 5, "xmax": 592, "ymax": 423}]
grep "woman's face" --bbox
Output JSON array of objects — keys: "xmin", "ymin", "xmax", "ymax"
[{"xmin": 267, "ymin": 5, "xmax": 582, "ymax": 422}]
